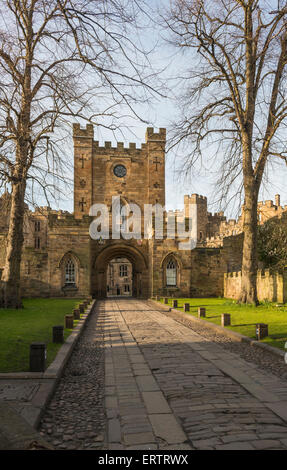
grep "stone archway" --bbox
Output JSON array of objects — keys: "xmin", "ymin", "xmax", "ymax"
[{"xmin": 93, "ymin": 243, "xmax": 149, "ymax": 299}]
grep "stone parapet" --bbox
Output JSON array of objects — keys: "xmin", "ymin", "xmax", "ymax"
[{"xmin": 224, "ymin": 269, "xmax": 287, "ymax": 303}]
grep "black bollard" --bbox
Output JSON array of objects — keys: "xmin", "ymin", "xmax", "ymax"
[
  {"xmin": 30, "ymin": 343, "xmax": 46, "ymax": 372},
  {"xmin": 53, "ymin": 325, "xmax": 64, "ymax": 343}
]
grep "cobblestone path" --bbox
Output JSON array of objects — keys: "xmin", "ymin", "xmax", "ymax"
[
  {"xmin": 39, "ymin": 302, "xmax": 105, "ymax": 449},
  {"xmin": 40, "ymin": 299, "xmax": 287, "ymax": 450}
]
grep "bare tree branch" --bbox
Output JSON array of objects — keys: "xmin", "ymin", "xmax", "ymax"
[{"xmin": 162, "ymin": 0, "xmax": 287, "ymax": 304}]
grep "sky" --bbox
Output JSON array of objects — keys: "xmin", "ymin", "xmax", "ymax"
[{"xmin": 24, "ymin": 0, "xmax": 287, "ymax": 222}]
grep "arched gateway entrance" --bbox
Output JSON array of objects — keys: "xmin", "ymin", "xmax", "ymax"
[{"xmin": 93, "ymin": 243, "xmax": 149, "ymax": 299}]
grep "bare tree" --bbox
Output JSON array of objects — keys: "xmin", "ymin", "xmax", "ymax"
[
  {"xmin": 162, "ymin": 0, "xmax": 287, "ymax": 304},
  {"xmin": 0, "ymin": 0, "xmax": 162, "ymax": 308}
]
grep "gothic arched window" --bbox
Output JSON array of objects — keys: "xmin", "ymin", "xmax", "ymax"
[
  {"xmin": 166, "ymin": 259, "xmax": 177, "ymax": 286},
  {"xmin": 65, "ymin": 259, "xmax": 76, "ymax": 285}
]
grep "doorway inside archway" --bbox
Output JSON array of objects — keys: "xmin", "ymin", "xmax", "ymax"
[
  {"xmin": 106, "ymin": 257, "xmax": 133, "ymax": 297},
  {"xmin": 93, "ymin": 242, "xmax": 148, "ymax": 298}
]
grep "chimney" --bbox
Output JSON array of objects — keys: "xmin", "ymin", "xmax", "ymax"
[{"xmin": 275, "ymin": 194, "xmax": 280, "ymax": 207}]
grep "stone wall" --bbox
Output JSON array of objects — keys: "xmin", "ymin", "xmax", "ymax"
[
  {"xmin": 190, "ymin": 248, "xmax": 226, "ymax": 298},
  {"xmin": 221, "ymin": 233, "xmax": 243, "ymax": 272},
  {"xmin": 73, "ymin": 124, "xmax": 166, "ymax": 219},
  {"xmin": 150, "ymin": 232, "xmax": 226, "ymax": 298},
  {"xmin": 224, "ymin": 269, "xmax": 287, "ymax": 303},
  {"xmin": 47, "ymin": 214, "xmax": 91, "ymax": 298}
]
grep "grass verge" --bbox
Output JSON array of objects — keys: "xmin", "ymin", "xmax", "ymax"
[
  {"xmin": 157, "ymin": 297, "xmax": 287, "ymax": 352},
  {"xmin": 0, "ymin": 298, "xmax": 84, "ymax": 372}
]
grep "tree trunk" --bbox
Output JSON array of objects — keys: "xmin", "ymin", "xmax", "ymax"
[
  {"xmin": 1, "ymin": 177, "xmax": 26, "ymax": 308},
  {"xmin": 239, "ymin": 183, "xmax": 259, "ymax": 305}
]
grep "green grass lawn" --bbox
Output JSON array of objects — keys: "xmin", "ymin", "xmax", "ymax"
[
  {"xmin": 0, "ymin": 298, "xmax": 84, "ymax": 373},
  {"xmin": 157, "ymin": 297, "xmax": 287, "ymax": 352}
]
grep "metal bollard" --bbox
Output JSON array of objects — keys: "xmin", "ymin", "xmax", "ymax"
[
  {"xmin": 184, "ymin": 303, "xmax": 190, "ymax": 312},
  {"xmin": 172, "ymin": 300, "xmax": 178, "ymax": 308},
  {"xmin": 52, "ymin": 325, "xmax": 64, "ymax": 343},
  {"xmin": 30, "ymin": 343, "xmax": 46, "ymax": 372}
]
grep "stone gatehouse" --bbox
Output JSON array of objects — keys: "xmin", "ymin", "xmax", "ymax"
[{"xmin": 0, "ymin": 124, "xmax": 284, "ymax": 299}]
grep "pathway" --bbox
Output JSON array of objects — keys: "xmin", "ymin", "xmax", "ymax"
[{"xmin": 40, "ymin": 298, "xmax": 287, "ymax": 450}]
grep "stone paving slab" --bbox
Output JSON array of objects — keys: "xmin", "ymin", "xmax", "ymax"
[
  {"xmin": 142, "ymin": 391, "xmax": 171, "ymax": 414},
  {"xmin": 0, "ymin": 402, "xmax": 53, "ymax": 450},
  {"xmin": 149, "ymin": 414, "xmax": 188, "ymax": 444},
  {"xmin": 136, "ymin": 375, "xmax": 160, "ymax": 392}
]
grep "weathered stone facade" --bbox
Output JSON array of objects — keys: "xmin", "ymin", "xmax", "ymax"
[
  {"xmin": 224, "ymin": 269, "xmax": 287, "ymax": 303},
  {"xmin": 106, "ymin": 258, "xmax": 132, "ymax": 297},
  {"xmin": 0, "ymin": 124, "xmax": 286, "ymax": 300}
]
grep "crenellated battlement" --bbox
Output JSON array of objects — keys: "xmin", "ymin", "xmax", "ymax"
[
  {"xmin": 204, "ymin": 235, "xmax": 224, "ymax": 248},
  {"xmin": 73, "ymin": 123, "xmax": 150, "ymax": 150},
  {"xmin": 224, "ymin": 271, "xmax": 242, "ymax": 278},
  {"xmin": 185, "ymin": 193, "xmax": 207, "ymax": 204},
  {"xmin": 48, "ymin": 212, "xmax": 91, "ymax": 227},
  {"xmin": 224, "ymin": 268, "xmax": 277, "ymax": 279},
  {"xmin": 73, "ymin": 123, "xmax": 94, "ymax": 138},
  {"xmin": 145, "ymin": 127, "xmax": 166, "ymax": 142},
  {"xmin": 93, "ymin": 140, "xmax": 146, "ymax": 151},
  {"xmin": 258, "ymin": 200, "xmax": 275, "ymax": 208}
]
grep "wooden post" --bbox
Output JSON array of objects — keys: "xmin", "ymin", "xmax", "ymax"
[
  {"xmin": 73, "ymin": 309, "xmax": 80, "ymax": 320},
  {"xmin": 198, "ymin": 307, "xmax": 206, "ymax": 318},
  {"xmin": 65, "ymin": 315, "xmax": 74, "ymax": 329},
  {"xmin": 221, "ymin": 313, "xmax": 231, "ymax": 327},
  {"xmin": 256, "ymin": 323, "xmax": 268, "ymax": 340}
]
